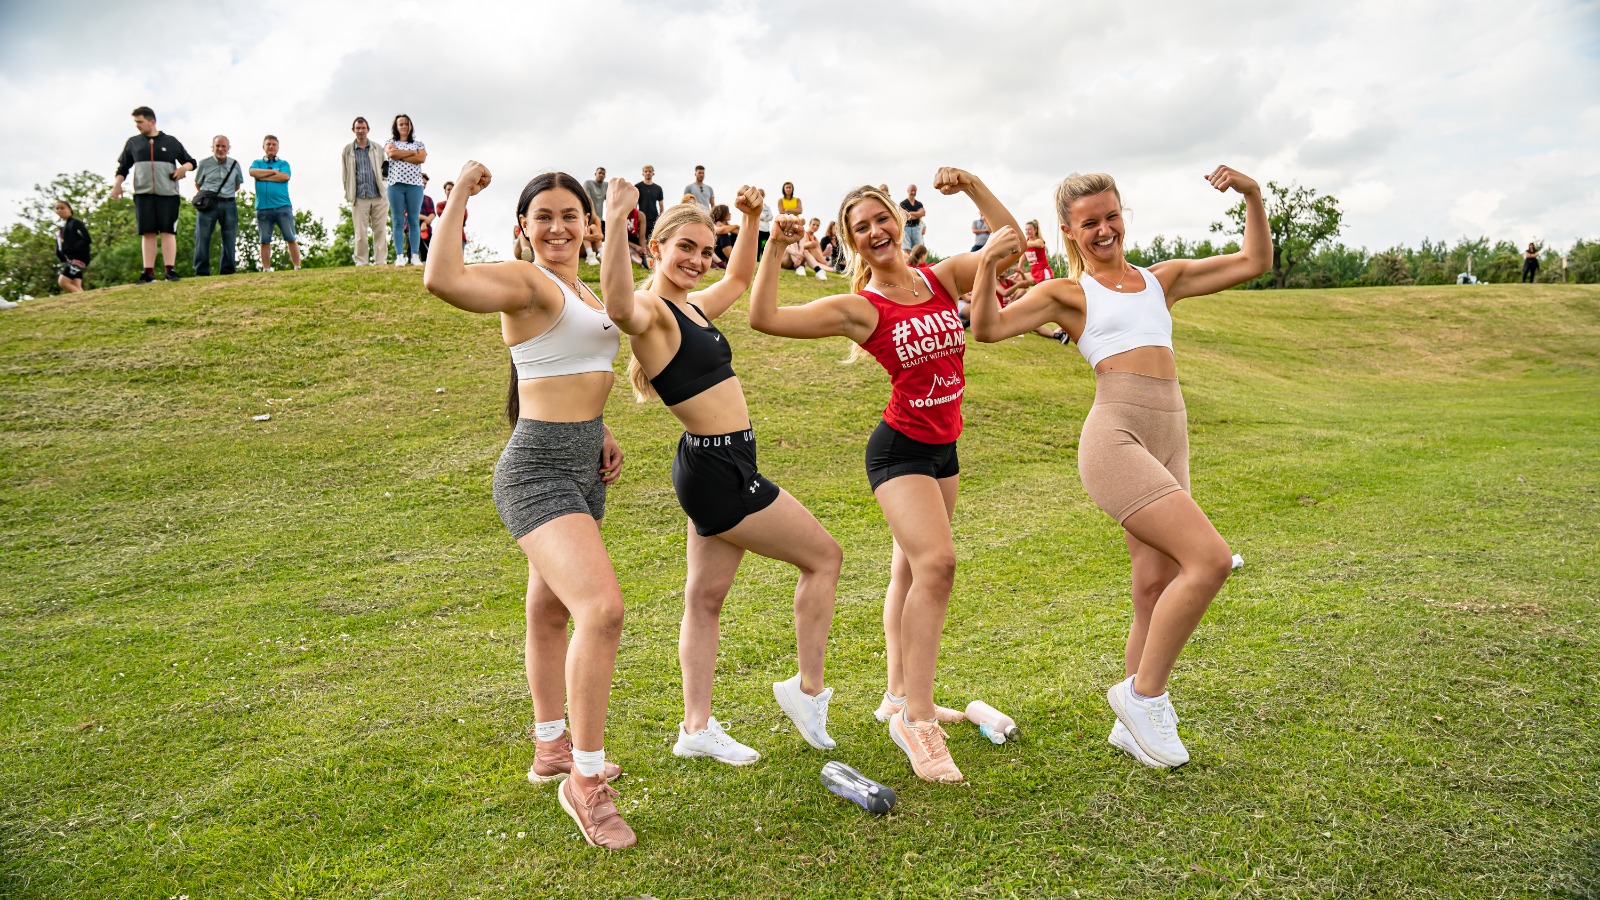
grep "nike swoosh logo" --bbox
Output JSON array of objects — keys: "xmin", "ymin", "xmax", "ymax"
[{"xmin": 602, "ymin": 323, "xmax": 614, "ymax": 330}]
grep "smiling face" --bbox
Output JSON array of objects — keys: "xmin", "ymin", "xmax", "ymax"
[
  {"xmin": 845, "ymin": 197, "xmax": 903, "ymax": 270},
  {"xmin": 1063, "ymin": 191, "xmax": 1126, "ymax": 267},
  {"xmin": 520, "ymin": 187, "xmax": 588, "ymax": 265},
  {"xmin": 652, "ymin": 222, "xmax": 716, "ymax": 292}
]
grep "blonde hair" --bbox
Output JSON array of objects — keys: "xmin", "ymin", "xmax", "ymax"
[
  {"xmin": 1052, "ymin": 172, "xmax": 1121, "ymax": 281},
  {"xmin": 1025, "ymin": 219, "xmax": 1041, "ymax": 239},
  {"xmin": 835, "ymin": 185, "xmax": 907, "ymax": 362},
  {"xmin": 627, "ymin": 203, "xmax": 717, "ymax": 402}
]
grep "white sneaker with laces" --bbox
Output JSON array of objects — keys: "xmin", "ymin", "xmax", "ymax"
[
  {"xmin": 795, "ymin": 266, "xmax": 808, "ymax": 277},
  {"xmin": 814, "ymin": 267, "xmax": 828, "ymax": 280},
  {"xmin": 672, "ymin": 716, "xmax": 760, "ymax": 765},
  {"xmin": 772, "ymin": 674, "xmax": 836, "ymax": 750},
  {"xmin": 1106, "ymin": 675, "xmax": 1189, "ymax": 767},
  {"xmin": 587, "ymin": 251, "xmax": 599, "ymax": 265}
]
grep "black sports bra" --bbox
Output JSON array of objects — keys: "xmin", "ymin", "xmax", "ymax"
[{"xmin": 650, "ymin": 301, "xmax": 736, "ymax": 406}]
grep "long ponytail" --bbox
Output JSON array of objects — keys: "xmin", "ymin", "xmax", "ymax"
[{"xmin": 1053, "ymin": 172, "xmax": 1121, "ymax": 281}]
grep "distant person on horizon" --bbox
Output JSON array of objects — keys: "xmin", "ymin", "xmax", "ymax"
[
  {"xmin": 782, "ymin": 217, "xmax": 830, "ymax": 279},
  {"xmin": 1523, "ymin": 243, "xmax": 1540, "ymax": 283},
  {"xmin": 416, "ymin": 173, "xmax": 437, "ymax": 263},
  {"xmin": 192, "ymin": 136, "xmax": 243, "ymax": 276},
  {"xmin": 250, "ymin": 135, "xmax": 301, "ymax": 272},
  {"xmin": 711, "ymin": 203, "xmax": 737, "ymax": 268},
  {"xmin": 900, "ymin": 184, "xmax": 926, "ymax": 251},
  {"xmin": 1023, "ymin": 219, "xmax": 1053, "ymax": 283},
  {"xmin": 971, "ymin": 215, "xmax": 990, "ymax": 252},
  {"xmin": 384, "ymin": 113, "xmax": 427, "ymax": 266},
  {"xmin": 342, "ymin": 117, "xmax": 388, "ymax": 266},
  {"xmin": 758, "ymin": 200, "xmax": 773, "ymax": 257},
  {"xmin": 636, "ymin": 164, "xmax": 665, "ymax": 240},
  {"xmin": 778, "ymin": 182, "xmax": 803, "ymax": 217},
  {"xmin": 54, "ymin": 201, "xmax": 91, "ymax": 293},
  {"xmin": 438, "ymin": 180, "xmax": 468, "ymax": 253},
  {"xmin": 583, "ymin": 167, "xmax": 608, "ymax": 265},
  {"xmin": 684, "ymin": 165, "xmax": 714, "ymax": 211},
  {"xmin": 111, "ymin": 106, "xmax": 195, "ymax": 283}
]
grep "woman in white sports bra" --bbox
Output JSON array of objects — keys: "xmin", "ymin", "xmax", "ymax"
[
  {"xmin": 969, "ymin": 165, "xmax": 1269, "ymax": 771},
  {"xmin": 423, "ymin": 162, "xmax": 636, "ymax": 850}
]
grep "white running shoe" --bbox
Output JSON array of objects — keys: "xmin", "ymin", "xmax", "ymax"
[
  {"xmin": 672, "ymin": 716, "xmax": 760, "ymax": 765},
  {"xmin": 587, "ymin": 251, "xmax": 600, "ymax": 265},
  {"xmin": 814, "ymin": 267, "xmax": 828, "ymax": 280},
  {"xmin": 0, "ymin": 299, "xmax": 18, "ymax": 310},
  {"xmin": 393, "ymin": 258, "xmax": 406, "ymax": 267},
  {"xmin": 1106, "ymin": 676, "xmax": 1189, "ymax": 767},
  {"xmin": 772, "ymin": 674, "xmax": 836, "ymax": 750},
  {"xmin": 795, "ymin": 266, "xmax": 808, "ymax": 277},
  {"xmin": 1109, "ymin": 720, "xmax": 1166, "ymax": 768}
]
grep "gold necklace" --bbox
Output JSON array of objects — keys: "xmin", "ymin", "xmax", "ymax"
[
  {"xmin": 548, "ymin": 266, "xmax": 603, "ymax": 308},
  {"xmin": 1091, "ymin": 263, "xmax": 1134, "ymax": 290},
  {"xmin": 871, "ymin": 271, "xmax": 922, "ymax": 298}
]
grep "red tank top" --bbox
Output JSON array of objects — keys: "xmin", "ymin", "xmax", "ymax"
[
  {"xmin": 857, "ymin": 265, "xmax": 966, "ymax": 444},
  {"xmin": 1026, "ymin": 246, "xmax": 1053, "ymax": 280}
]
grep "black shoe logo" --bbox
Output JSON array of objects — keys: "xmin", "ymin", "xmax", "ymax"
[{"xmin": 602, "ymin": 322, "xmax": 614, "ymax": 330}]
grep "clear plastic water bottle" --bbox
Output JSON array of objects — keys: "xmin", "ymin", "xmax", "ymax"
[{"xmin": 965, "ymin": 701, "xmax": 1018, "ymax": 744}]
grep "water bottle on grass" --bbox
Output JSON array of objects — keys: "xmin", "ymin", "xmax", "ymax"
[{"xmin": 965, "ymin": 701, "xmax": 1019, "ymax": 744}]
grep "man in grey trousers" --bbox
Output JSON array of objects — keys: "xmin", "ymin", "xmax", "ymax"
[{"xmin": 342, "ymin": 116, "xmax": 388, "ymax": 265}]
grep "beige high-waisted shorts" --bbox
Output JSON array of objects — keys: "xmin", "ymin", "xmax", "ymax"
[{"xmin": 1078, "ymin": 372, "xmax": 1190, "ymax": 524}]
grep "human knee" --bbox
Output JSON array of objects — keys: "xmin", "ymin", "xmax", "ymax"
[
  {"xmin": 1192, "ymin": 540, "xmax": 1233, "ymax": 590},
  {"xmin": 802, "ymin": 535, "xmax": 844, "ymax": 579},
  {"xmin": 684, "ymin": 583, "xmax": 727, "ymax": 618},
  {"xmin": 911, "ymin": 550, "xmax": 957, "ymax": 595},
  {"xmin": 578, "ymin": 591, "xmax": 625, "ymax": 636}
]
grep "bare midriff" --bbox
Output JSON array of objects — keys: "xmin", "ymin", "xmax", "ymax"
[
  {"xmin": 665, "ymin": 376, "xmax": 751, "ymax": 436},
  {"xmin": 516, "ymin": 371, "xmax": 616, "ymax": 422},
  {"xmin": 1093, "ymin": 345, "xmax": 1177, "ymax": 379}
]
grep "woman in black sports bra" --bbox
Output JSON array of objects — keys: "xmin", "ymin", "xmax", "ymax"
[{"xmin": 600, "ymin": 180, "xmax": 844, "ymax": 765}]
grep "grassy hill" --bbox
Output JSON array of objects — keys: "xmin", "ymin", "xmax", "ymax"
[{"xmin": 2, "ymin": 269, "xmax": 1597, "ymax": 899}]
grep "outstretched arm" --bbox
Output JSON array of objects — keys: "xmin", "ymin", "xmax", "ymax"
[
  {"xmin": 748, "ymin": 214, "xmax": 872, "ymax": 341},
  {"xmin": 694, "ymin": 186, "xmax": 765, "ymax": 319},
  {"xmin": 929, "ymin": 168, "xmax": 1024, "ymax": 296},
  {"xmin": 423, "ymin": 159, "xmax": 547, "ymax": 314},
  {"xmin": 1154, "ymin": 166, "xmax": 1271, "ymax": 302},
  {"xmin": 600, "ymin": 177, "xmax": 656, "ymax": 335}
]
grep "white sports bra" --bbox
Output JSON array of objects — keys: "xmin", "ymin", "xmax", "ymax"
[
  {"xmin": 1074, "ymin": 265, "xmax": 1173, "ymax": 368},
  {"xmin": 509, "ymin": 265, "xmax": 620, "ymax": 380}
]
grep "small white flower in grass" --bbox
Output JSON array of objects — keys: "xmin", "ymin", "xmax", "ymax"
[{"xmin": 517, "ymin": 831, "xmax": 526, "ymax": 839}]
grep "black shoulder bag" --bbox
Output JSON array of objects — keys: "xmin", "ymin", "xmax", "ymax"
[{"xmin": 192, "ymin": 160, "xmax": 237, "ymax": 211}]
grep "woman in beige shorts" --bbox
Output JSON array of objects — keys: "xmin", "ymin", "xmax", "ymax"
[{"xmin": 968, "ymin": 165, "xmax": 1270, "ymax": 769}]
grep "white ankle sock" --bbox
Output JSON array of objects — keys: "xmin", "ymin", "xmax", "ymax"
[
  {"xmin": 885, "ymin": 691, "xmax": 906, "ymax": 706},
  {"xmin": 534, "ymin": 719, "xmax": 566, "ymax": 742},
  {"xmin": 572, "ymin": 748, "xmax": 606, "ymax": 777}
]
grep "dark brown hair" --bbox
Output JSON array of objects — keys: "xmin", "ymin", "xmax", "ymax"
[{"xmin": 506, "ymin": 172, "xmax": 594, "ymax": 426}]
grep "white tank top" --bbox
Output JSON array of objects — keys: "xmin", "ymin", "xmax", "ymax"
[
  {"xmin": 1074, "ymin": 265, "xmax": 1173, "ymax": 368},
  {"xmin": 509, "ymin": 265, "xmax": 620, "ymax": 380}
]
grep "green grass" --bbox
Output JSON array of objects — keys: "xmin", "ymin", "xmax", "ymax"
[{"xmin": 2, "ymin": 269, "xmax": 1597, "ymax": 899}]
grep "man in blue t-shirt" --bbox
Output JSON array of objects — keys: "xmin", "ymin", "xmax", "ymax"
[{"xmin": 250, "ymin": 135, "xmax": 301, "ymax": 271}]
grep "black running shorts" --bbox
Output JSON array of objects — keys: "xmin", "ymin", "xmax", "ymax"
[
  {"xmin": 671, "ymin": 428, "xmax": 782, "ymax": 536},
  {"xmin": 865, "ymin": 419, "xmax": 959, "ymax": 491}
]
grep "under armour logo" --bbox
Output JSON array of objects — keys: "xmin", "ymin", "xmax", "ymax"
[
  {"xmin": 750, "ymin": 480, "xmax": 760, "ymax": 494},
  {"xmin": 891, "ymin": 320, "xmax": 912, "ymax": 343},
  {"xmin": 713, "ymin": 334, "xmax": 722, "ymax": 341}
]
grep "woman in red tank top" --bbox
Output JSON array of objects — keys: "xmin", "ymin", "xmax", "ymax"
[
  {"xmin": 1024, "ymin": 219, "xmax": 1054, "ymax": 282},
  {"xmin": 750, "ymin": 171, "xmax": 1021, "ymax": 785}
]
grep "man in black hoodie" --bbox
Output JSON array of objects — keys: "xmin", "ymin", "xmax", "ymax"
[
  {"xmin": 111, "ymin": 106, "xmax": 195, "ymax": 283},
  {"xmin": 54, "ymin": 201, "xmax": 91, "ymax": 293}
]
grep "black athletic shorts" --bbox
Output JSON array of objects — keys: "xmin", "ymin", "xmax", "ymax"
[
  {"xmin": 672, "ymin": 428, "xmax": 782, "ymax": 536},
  {"xmin": 133, "ymin": 194, "xmax": 181, "ymax": 235},
  {"xmin": 865, "ymin": 419, "xmax": 959, "ymax": 491},
  {"xmin": 60, "ymin": 261, "xmax": 87, "ymax": 280}
]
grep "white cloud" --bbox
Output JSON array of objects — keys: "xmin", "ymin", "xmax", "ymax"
[{"xmin": 1, "ymin": 0, "xmax": 1596, "ymax": 260}]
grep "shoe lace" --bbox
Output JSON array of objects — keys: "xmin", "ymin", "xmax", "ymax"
[
  {"xmin": 913, "ymin": 722, "xmax": 951, "ymax": 762},
  {"xmin": 814, "ymin": 693, "xmax": 831, "ymax": 730},
  {"xmin": 1149, "ymin": 698, "xmax": 1180, "ymax": 741},
  {"xmin": 706, "ymin": 720, "xmax": 737, "ymax": 747},
  {"xmin": 580, "ymin": 780, "xmax": 622, "ymax": 825}
]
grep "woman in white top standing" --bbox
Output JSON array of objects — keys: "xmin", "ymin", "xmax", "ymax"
[
  {"xmin": 969, "ymin": 166, "xmax": 1269, "ymax": 769},
  {"xmin": 423, "ymin": 162, "xmax": 635, "ymax": 850},
  {"xmin": 385, "ymin": 114, "xmax": 428, "ymax": 266}
]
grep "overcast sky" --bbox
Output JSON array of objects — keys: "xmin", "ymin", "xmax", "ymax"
[{"xmin": 2, "ymin": 0, "xmax": 1596, "ymax": 259}]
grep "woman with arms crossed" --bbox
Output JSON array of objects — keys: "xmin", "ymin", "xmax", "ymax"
[
  {"xmin": 423, "ymin": 162, "xmax": 635, "ymax": 849},
  {"xmin": 602, "ymin": 181, "xmax": 843, "ymax": 765},
  {"xmin": 969, "ymin": 166, "xmax": 1269, "ymax": 769},
  {"xmin": 750, "ymin": 171, "xmax": 1021, "ymax": 784}
]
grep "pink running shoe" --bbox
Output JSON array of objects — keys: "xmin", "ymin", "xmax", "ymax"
[
  {"xmin": 559, "ymin": 770, "xmax": 636, "ymax": 850},
  {"xmin": 527, "ymin": 731, "xmax": 621, "ymax": 784},
  {"xmin": 888, "ymin": 710, "xmax": 964, "ymax": 783}
]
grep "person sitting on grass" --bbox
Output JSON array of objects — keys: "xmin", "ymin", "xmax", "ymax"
[
  {"xmin": 782, "ymin": 217, "xmax": 831, "ymax": 280},
  {"xmin": 710, "ymin": 204, "xmax": 738, "ymax": 269}
]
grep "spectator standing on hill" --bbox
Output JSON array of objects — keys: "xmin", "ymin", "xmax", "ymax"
[
  {"xmin": 342, "ymin": 117, "xmax": 388, "ymax": 266},
  {"xmin": 971, "ymin": 215, "xmax": 990, "ymax": 251},
  {"xmin": 900, "ymin": 184, "xmax": 926, "ymax": 251},
  {"xmin": 250, "ymin": 135, "xmax": 301, "ymax": 272},
  {"xmin": 1523, "ymin": 243, "xmax": 1541, "ymax": 283},
  {"xmin": 778, "ymin": 182, "xmax": 803, "ymax": 217},
  {"xmin": 192, "ymin": 136, "xmax": 243, "ymax": 277},
  {"xmin": 416, "ymin": 174, "xmax": 437, "ymax": 263},
  {"xmin": 384, "ymin": 113, "xmax": 427, "ymax": 266},
  {"xmin": 684, "ymin": 165, "xmax": 714, "ymax": 211},
  {"xmin": 636, "ymin": 165, "xmax": 665, "ymax": 239},
  {"xmin": 54, "ymin": 201, "xmax": 91, "ymax": 293},
  {"xmin": 583, "ymin": 167, "xmax": 609, "ymax": 264},
  {"xmin": 758, "ymin": 200, "xmax": 773, "ymax": 257},
  {"xmin": 111, "ymin": 106, "xmax": 195, "ymax": 283},
  {"xmin": 1023, "ymin": 219, "xmax": 1053, "ymax": 283}
]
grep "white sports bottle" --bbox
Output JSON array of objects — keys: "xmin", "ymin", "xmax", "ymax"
[{"xmin": 965, "ymin": 701, "xmax": 1019, "ymax": 744}]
